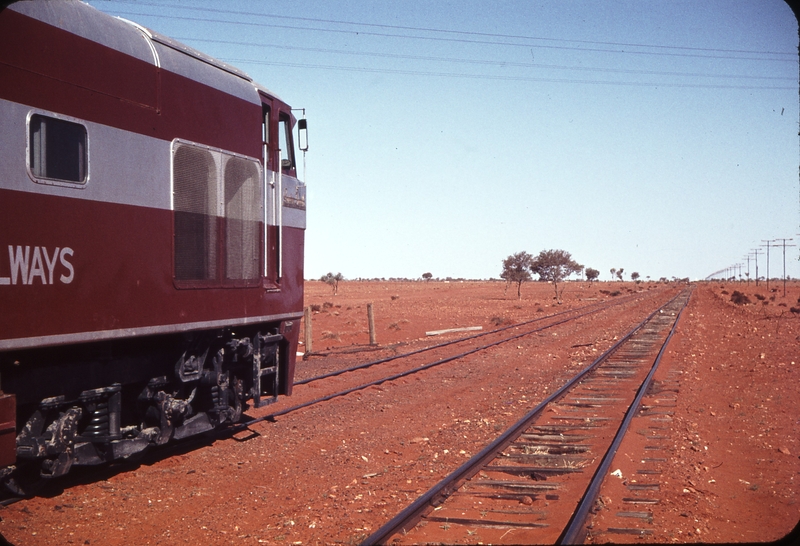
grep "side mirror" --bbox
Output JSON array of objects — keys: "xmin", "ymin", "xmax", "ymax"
[{"xmin": 298, "ymin": 119, "xmax": 308, "ymax": 152}]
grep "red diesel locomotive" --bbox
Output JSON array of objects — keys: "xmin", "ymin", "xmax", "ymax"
[{"xmin": 0, "ymin": 0, "xmax": 307, "ymax": 493}]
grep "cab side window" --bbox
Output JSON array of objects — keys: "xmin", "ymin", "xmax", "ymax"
[
  {"xmin": 278, "ymin": 113, "xmax": 294, "ymax": 172},
  {"xmin": 29, "ymin": 114, "xmax": 88, "ymax": 184}
]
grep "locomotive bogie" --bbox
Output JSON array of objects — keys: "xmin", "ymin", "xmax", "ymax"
[
  {"xmin": 3, "ymin": 320, "xmax": 295, "ymax": 488},
  {"xmin": 0, "ymin": 0, "xmax": 306, "ymax": 492}
]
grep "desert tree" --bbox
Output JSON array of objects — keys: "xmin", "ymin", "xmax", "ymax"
[
  {"xmin": 610, "ymin": 268, "xmax": 616, "ymax": 281},
  {"xmin": 532, "ymin": 249, "xmax": 583, "ymax": 303},
  {"xmin": 501, "ymin": 251, "xmax": 534, "ymax": 299},
  {"xmin": 616, "ymin": 268, "xmax": 625, "ymax": 281},
  {"xmin": 422, "ymin": 272, "xmax": 433, "ymax": 281},
  {"xmin": 631, "ymin": 271, "xmax": 640, "ymax": 282},
  {"xmin": 320, "ymin": 272, "xmax": 344, "ymax": 295},
  {"xmin": 585, "ymin": 267, "xmax": 600, "ymax": 284}
]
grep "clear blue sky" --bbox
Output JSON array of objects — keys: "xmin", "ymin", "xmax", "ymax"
[{"xmin": 93, "ymin": 0, "xmax": 799, "ymax": 281}]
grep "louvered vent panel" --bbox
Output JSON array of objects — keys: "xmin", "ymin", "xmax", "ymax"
[
  {"xmin": 173, "ymin": 144, "xmax": 218, "ymax": 281},
  {"xmin": 224, "ymin": 156, "xmax": 261, "ymax": 280}
]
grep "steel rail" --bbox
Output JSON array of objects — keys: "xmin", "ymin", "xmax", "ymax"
[
  {"xmin": 360, "ymin": 287, "xmax": 691, "ymax": 546},
  {"xmin": 295, "ymin": 288, "xmax": 654, "ymax": 386},
  {"xmin": 557, "ymin": 286, "xmax": 692, "ymax": 544},
  {"xmin": 238, "ymin": 307, "xmax": 600, "ymax": 426}
]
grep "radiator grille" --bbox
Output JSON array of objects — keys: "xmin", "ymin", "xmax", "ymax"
[
  {"xmin": 224, "ymin": 156, "xmax": 261, "ymax": 280},
  {"xmin": 172, "ymin": 141, "xmax": 262, "ymax": 283}
]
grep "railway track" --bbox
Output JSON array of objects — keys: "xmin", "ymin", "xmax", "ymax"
[{"xmin": 362, "ymin": 286, "xmax": 692, "ymax": 545}]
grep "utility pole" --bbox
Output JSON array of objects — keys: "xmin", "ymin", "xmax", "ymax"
[
  {"xmin": 751, "ymin": 248, "xmax": 762, "ymax": 286},
  {"xmin": 761, "ymin": 240, "xmax": 772, "ymax": 291},
  {"xmin": 743, "ymin": 253, "xmax": 751, "ymax": 284},
  {"xmin": 773, "ymin": 238, "xmax": 795, "ymax": 297}
]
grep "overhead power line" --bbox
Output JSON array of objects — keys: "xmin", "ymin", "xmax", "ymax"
[
  {"xmin": 224, "ymin": 58, "xmax": 796, "ymax": 90},
  {"xmin": 104, "ymin": 5, "xmax": 796, "ymax": 62},
  {"xmin": 186, "ymin": 37, "xmax": 797, "ymax": 83},
  {"xmin": 102, "ymin": 1, "xmax": 795, "ymax": 58}
]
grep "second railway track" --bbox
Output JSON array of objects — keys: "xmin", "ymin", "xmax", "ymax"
[
  {"xmin": 363, "ymin": 286, "xmax": 693, "ymax": 545},
  {"xmin": 242, "ymin": 287, "xmax": 677, "ymax": 428}
]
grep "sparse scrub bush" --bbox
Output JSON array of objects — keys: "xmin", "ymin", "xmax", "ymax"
[
  {"xmin": 320, "ymin": 272, "xmax": 344, "ymax": 295},
  {"xmin": 532, "ymin": 249, "xmax": 582, "ymax": 302},
  {"xmin": 730, "ymin": 291, "xmax": 751, "ymax": 305},
  {"xmin": 501, "ymin": 251, "xmax": 534, "ymax": 299}
]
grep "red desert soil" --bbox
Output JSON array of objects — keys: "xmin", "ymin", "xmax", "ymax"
[{"xmin": 0, "ymin": 280, "xmax": 797, "ymax": 545}]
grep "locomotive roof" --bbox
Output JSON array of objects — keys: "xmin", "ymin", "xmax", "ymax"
[{"xmin": 8, "ymin": 0, "xmax": 281, "ymax": 104}]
